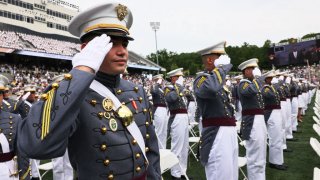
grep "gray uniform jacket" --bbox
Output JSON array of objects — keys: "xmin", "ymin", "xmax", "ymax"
[
  {"xmin": 193, "ymin": 64, "xmax": 235, "ymax": 166},
  {"xmin": 17, "ymin": 69, "xmax": 161, "ymax": 180},
  {"xmin": 0, "ymin": 110, "xmax": 30, "ymax": 179},
  {"xmin": 1, "ymin": 98, "xmax": 15, "ymax": 112},
  {"xmin": 151, "ymin": 84, "xmax": 167, "ymax": 115},
  {"xmin": 238, "ymin": 77, "xmax": 265, "ymax": 140},
  {"xmin": 261, "ymin": 84, "xmax": 281, "ymax": 122}
]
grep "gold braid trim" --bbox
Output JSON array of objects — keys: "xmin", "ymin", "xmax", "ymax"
[
  {"xmin": 20, "ymin": 166, "xmax": 30, "ymax": 180},
  {"xmin": 41, "ymin": 89, "xmax": 55, "ymax": 140},
  {"xmin": 213, "ymin": 68, "xmax": 222, "ymax": 84}
]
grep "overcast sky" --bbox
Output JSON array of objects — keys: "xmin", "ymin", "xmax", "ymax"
[{"xmin": 67, "ymin": 0, "xmax": 320, "ymax": 57}]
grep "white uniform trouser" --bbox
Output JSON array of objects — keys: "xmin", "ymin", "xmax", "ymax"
[
  {"xmin": 188, "ymin": 101, "xmax": 196, "ymax": 124},
  {"xmin": 235, "ymin": 101, "xmax": 242, "ymax": 121},
  {"xmin": 303, "ymin": 93, "xmax": 308, "ymax": 112},
  {"xmin": 286, "ymin": 99, "xmax": 293, "ymax": 139},
  {"xmin": 170, "ymin": 113, "xmax": 189, "ymax": 178},
  {"xmin": 205, "ymin": 127, "xmax": 238, "ymax": 180},
  {"xmin": 0, "ymin": 134, "xmax": 18, "ymax": 180},
  {"xmin": 308, "ymin": 91, "xmax": 312, "ymax": 104},
  {"xmin": 280, "ymin": 101, "xmax": 287, "ymax": 149},
  {"xmin": 267, "ymin": 109, "xmax": 284, "ymax": 165},
  {"xmin": 291, "ymin": 97, "xmax": 299, "ymax": 131},
  {"xmin": 245, "ymin": 115, "xmax": 267, "ymax": 180},
  {"xmin": 31, "ymin": 159, "xmax": 40, "ymax": 178},
  {"xmin": 52, "ymin": 150, "xmax": 73, "ymax": 180},
  {"xmin": 153, "ymin": 107, "xmax": 169, "ymax": 149}
]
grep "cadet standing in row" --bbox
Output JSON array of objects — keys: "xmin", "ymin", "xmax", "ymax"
[
  {"xmin": 194, "ymin": 41, "xmax": 238, "ymax": 180},
  {"xmin": 238, "ymin": 58, "xmax": 267, "ymax": 180},
  {"xmin": 18, "ymin": 3, "xmax": 161, "ymax": 179}
]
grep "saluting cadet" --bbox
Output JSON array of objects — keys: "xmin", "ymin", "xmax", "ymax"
[
  {"xmin": 2, "ymin": 86, "xmax": 15, "ymax": 113},
  {"xmin": 290, "ymin": 77, "xmax": 300, "ymax": 132},
  {"xmin": 238, "ymin": 58, "xmax": 267, "ymax": 180},
  {"xmin": 164, "ymin": 68, "xmax": 189, "ymax": 179},
  {"xmin": 282, "ymin": 73, "xmax": 295, "ymax": 141},
  {"xmin": 18, "ymin": 3, "xmax": 161, "ymax": 180},
  {"xmin": 151, "ymin": 74, "xmax": 169, "ymax": 149},
  {"xmin": 232, "ymin": 75, "xmax": 243, "ymax": 121},
  {"xmin": 0, "ymin": 81, "xmax": 30, "ymax": 180},
  {"xmin": 194, "ymin": 41, "xmax": 238, "ymax": 180},
  {"xmin": 261, "ymin": 70, "xmax": 286, "ymax": 170}
]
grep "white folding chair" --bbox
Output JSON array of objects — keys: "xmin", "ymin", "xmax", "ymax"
[
  {"xmin": 314, "ymin": 167, "xmax": 320, "ymax": 180},
  {"xmin": 38, "ymin": 161, "xmax": 53, "ymax": 179},
  {"xmin": 160, "ymin": 149, "xmax": 190, "ymax": 180},
  {"xmin": 238, "ymin": 156, "xmax": 248, "ymax": 180},
  {"xmin": 313, "ymin": 124, "xmax": 320, "ymax": 137},
  {"xmin": 188, "ymin": 136, "xmax": 200, "ymax": 162},
  {"xmin": 313, "ymin": 116, "xmax": 320, "ymax": 126},
  {"xmin": 310, "ymin": 137, "xmax": 320, "ymax": 158}
]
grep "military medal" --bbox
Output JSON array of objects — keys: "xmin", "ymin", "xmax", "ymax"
[
  {"xmin": 102, "ymin": 98, "xmax": 113, "ymax": 111},
  {"xmin": 109, "ymin": 118, "xmax": 118, "ymax": 132},
  {"xmin": 130, "ymin": 99, "xmax": 138, "ymax": 113},
  {"xmin": 115, "ymin": 105, "xmax": 134, "ymax": 127}
]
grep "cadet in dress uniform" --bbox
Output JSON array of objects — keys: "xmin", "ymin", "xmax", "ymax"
[
  {"xmin": 18, "ymin": 3, "xmax": 161, "ymax": 180},
  {"xmin": 0, "ymin": 81, "xmax": 30, "ymax": 180},
  {"xmin": 164, "ymin": 68, "xmax": 189, "ymax": 179},
  {"xmin": 238, "ymin": 58, "xmax": 267, "ymax": 180},
  {"xmin": 261, "ymin": 70, "xmax": 286, "ymax": 170},
  {"xmin": 185, "ymin": 84, "xmax": 196, "ymax": 124},
  {"xmin": 2, "ymin": 86, "xmax": 15, "ymax": 113},
  {"xmin": 232, "ymin": 75, "xmax": 243, "ymax": 122},
  {"xmin": 194, "ymin": 41, "xmax": 238, "ymax": 180},
  {"xmin": 151, "ymin": 74, "xmax": 169, "ymax": 149},
  {"xmin": 290, "ymin": 77, "xmax": 300, "ymax": 132},
  {"xmin": 282, "ymin": 73, "xmax": 295, "ymax": 141}
]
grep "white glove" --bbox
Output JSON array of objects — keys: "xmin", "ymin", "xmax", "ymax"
[
  {"xmin": 285, "ymin": 77, "xmax": 291, "ymax": 84},
  {"xmin": 22, "ymin": 92, "xmax": 31, "ymax": 101},
  {"xmin": 166, "ymin": 84, "xmax": 174, "ymax": 89},
  {"xmin": 278, "ymin": 75, "xmax": 284, "ymax": 81},
  {"xmin": 252, "ymin": 67, "xmax": 262, "ymax": 77},
  {"xmin": 72, "ymin": 34, "xmax": 112, "ymax": 73},
  {"xmin": 214, "ymin": 55, "xmax": 231, "ymax": 67},
  {"xmin": 175, "ymin": 76, "xmax": 184, "ymax": 86},
  {"xmin": 156, "ymin": 78, "xmax": 163, "ymax": 85},
  {"xmin": 226, "ymin": 80, "xmax": 231, "ymax": 86},
  {"xmin": 271, "ymin": 77, "xmax": 278, "ymax": 84}
]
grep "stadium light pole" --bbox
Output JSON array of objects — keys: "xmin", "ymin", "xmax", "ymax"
[{"xmin": 150, "ymin": 22, "xmax": 160, "ymax": 74}]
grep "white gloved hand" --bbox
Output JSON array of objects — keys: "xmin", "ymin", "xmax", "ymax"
[
  {"xmin": 156, "ymin": 78, "xmax": 163, "ymax": 85},
  {"xmin": 252, "ymin": 67, "xmax": 262, "ymax": 77},
  {"xmin": 214, "ymin": 55, "xmax": 231, "ymax": 67},
  {"xmin": 21, "ymin": 92, "xmax": 31, "ymax": 101},
  {"xmin": 278, "ymin": 75, "xmax": 284, "ymax": 81},
  {"xmin": 175, "ymin": 76, "xmax": 184, "ymax": 86},
  {"xmin": 285, "ymin": 77, "xmax": 291, "ymax": 84},
  {"xmin": 226, "ymin": 80, "xmax": 231, "ymax": 86},
  {"xmin": 72, "ymin": 34, "xmax": 113, "ymax": 73},
  {"xmin": 166, "ymin": 84, "xmax": 174, "ymax": 89},
  {"xmin": 271, "ymin": 77, "xmax": 279, "ymax": 84}
]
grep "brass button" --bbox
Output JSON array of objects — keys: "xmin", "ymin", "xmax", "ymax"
[
  {"xmin": 9, "ymin": 116, "xmax": 12, "ymax": 119},
  {"xmin": 108, "ymin": 174, "xmax": 113, "ymax": 180},
  {"xmin": 138, "ymin": 97, "xmax": 143, "ymax": 103},
  {"xmin": 179, "ymin": 93, "xmax": 183, "ymax": 97},
  {"xmin": 41, "ymin": 94, "xmax": 48, "ymax": 100},
  {"xmin": 9, "ymin": 121, "xmax": 13, "ymax": 125},
  {"xmin": 9, "ymin": 132, "xmax": 13, "ymax": 136},
  {"xmin": 100, "ymin": 144, "xmax": 107, "ymax": 151},
  {"xmin": 145, "ymin": 121, "xmax": 149, "ymax": 126},
  {"xmin": 132, "ymin": 139, "xmax": 137, "ymax": 145},
  {"xmin": 104, "ymin": 159, "xmax": 110, "ymax": 166},
  {"xmin": 135, "ymin": 153, "xmax": 141, "ymax": 159},
  {"xmin": 52, "ymin": 83, "xmax": 59, "ymax": 89},
  {"xmin": 98, "ymin": 112, "xmax": 104, "ymax": 119},
  {"xmin": 10, "ymin": 126, "xmax": 13, "ymax": 129},
  {"xmin": 145, "ymin": 147, "xmax": 149, "ymax": 152},
  {"xmin": 8, "ymin": 138, "xmax": 12, "ymax": 142},
  {"xmin": 136, "ymin": 166, "xmax": 141, "ymax": 172},
  {"xmin": 134, "ymin": 87, "xmax": 139, "ymax": 92},
  {"xmin": 143, "ymin": 109, "xmax": 147, "ymax": 113},
  {"xmin": 90, "ymin": 99, "xmax": 96, "ymax": 106},
  {"xmin": 64, "ymin": 74, "xmax": 72, "ymax": 80},
  {"xmin": 116, "ymin": 89, "xmax": 122, "ymax": 95},
  {"xmin": 101, "ymin": 127, "xmax": 107, "ymax": 134},
  {"xmin": 146, "ymin": 134, "xmax": 150, "ymax": 139}
]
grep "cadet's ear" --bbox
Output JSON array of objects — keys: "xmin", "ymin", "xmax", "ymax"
[{"xmin": 81, "ymin": 43, "xmax": 87, "ymax": 50}]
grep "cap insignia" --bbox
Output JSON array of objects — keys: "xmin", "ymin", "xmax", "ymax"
[{"xmin": 115, "ymin": 4, "xmax": 128, "ymax": 21}]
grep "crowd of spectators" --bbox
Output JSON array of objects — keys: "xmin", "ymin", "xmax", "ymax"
[{"xmin": 0, "ymin": 30, "xmax": 80, "ymax": 56}]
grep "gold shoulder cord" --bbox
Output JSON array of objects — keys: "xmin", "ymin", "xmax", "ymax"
[
  {"xmin": 41, "ymin": 89, "xmax": 55, "ymax": 140},
  {"xmin": 213, "ymin": 68, "xmax": 222, "ymax": 84}
]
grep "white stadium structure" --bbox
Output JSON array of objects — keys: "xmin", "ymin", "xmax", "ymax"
[{"xmin": 0, "ymin": 0, "xmax": 165, "ymax": 73}]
